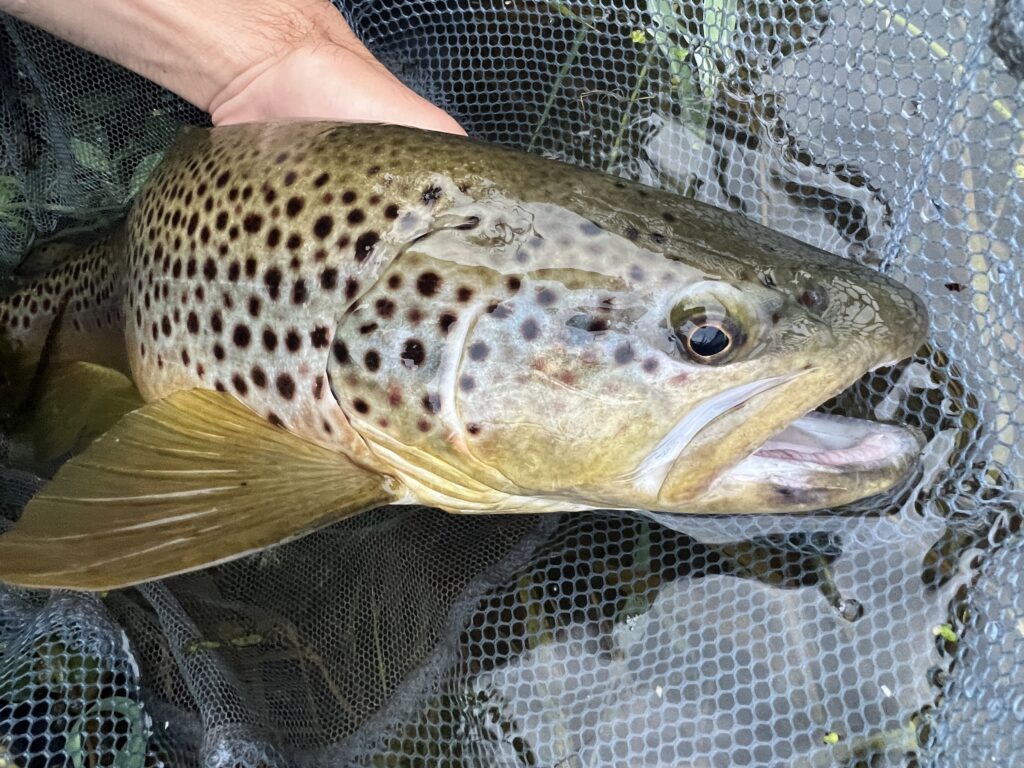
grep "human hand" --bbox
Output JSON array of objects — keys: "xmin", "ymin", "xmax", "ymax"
[
  {"xmin": 0, "ymin": 0, "xmax": 465, "ymax": 135},
  {"xmin": 208, "ymin": 39, "xmax": 465, "ymax": 135}
]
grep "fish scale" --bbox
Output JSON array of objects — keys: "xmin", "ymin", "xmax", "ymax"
[{"xmin": 0, "ymin": 121, "xmax": 929, "ymax": 590}]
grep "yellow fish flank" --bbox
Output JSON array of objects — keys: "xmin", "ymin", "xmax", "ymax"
[{"xmin": 0, "ymin": 122, "xmax": 928, "ymax": 590}]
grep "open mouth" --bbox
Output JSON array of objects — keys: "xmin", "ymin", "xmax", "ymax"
[
  {"xmin": 747, "ymin": 411, "xmax": 925, "ymax": 474},
  {"xmin": 703, "ymin": 408, "xmax": 926, "ymax": 512},
  {"xmin": 645, "ymin": 370, "xmax": 926, "ymax": 513}
]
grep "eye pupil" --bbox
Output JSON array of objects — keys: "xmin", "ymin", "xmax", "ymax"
[{"xmin": 688, "ymin": 324, "xmax": 730, "ymax": 357}]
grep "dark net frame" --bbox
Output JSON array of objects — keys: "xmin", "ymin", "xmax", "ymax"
[{"xmin": 0, "ymin": 0, "xmax": 1022, "ymax": 765}]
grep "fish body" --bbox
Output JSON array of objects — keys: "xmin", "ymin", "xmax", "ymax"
[{"xmin": 0, "ymin": 122, "xmax": 928, "ymax": 589}]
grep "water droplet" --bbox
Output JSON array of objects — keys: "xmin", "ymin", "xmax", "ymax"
[{"xmin": 837, "ymin": 598, "xmax": 864, "ymax": 622}]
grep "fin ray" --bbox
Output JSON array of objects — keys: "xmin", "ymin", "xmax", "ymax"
[{"xmin": 0, "ymin": 389, "xmax": 393, "ymax": 590}]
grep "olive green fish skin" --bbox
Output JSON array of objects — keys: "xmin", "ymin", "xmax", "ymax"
[{"xmin": 5, "ymin": 122, "xmax": 928, "ymax": 515}]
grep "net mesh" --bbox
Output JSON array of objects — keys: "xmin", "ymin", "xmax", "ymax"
[{"xmin": 1, "ymin": 0, "xmax": 1022, "ymax": 765}]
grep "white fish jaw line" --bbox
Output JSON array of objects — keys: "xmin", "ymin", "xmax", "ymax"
[{"xmin": 625, "ymin": 372, "xmax": 804, "ymax": 497}]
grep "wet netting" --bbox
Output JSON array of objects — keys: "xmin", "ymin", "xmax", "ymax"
[{"xmin": 0, "ymin": 0, "xmax": 1022, "ymax": 765}]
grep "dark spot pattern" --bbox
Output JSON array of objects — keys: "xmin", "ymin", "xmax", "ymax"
[
  {"xmin": 401, "ymin": 339, "xmax": 426, "ymax": 368},
  {"xmin": 417, "ymin": 272, "xmax": 441, "ymax": 296},
  {"xmin": 276, "ymin": 373, "xmax": 296, "ymax": 399},
  {"xmin": 311, "ymin": 326, "xmax": 330, "ymax": 348},
  {"xmin": 333, "ymin": 340, "xmax": 351, "ymax": 364}
]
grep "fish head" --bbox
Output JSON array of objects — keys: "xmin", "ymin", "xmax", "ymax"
[{"xmin": 450, "ymin": 200, "xmax": 928, "ymax": 514}]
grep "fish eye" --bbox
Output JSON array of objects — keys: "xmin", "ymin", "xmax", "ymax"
[{"xmin": 671, "ymin": 307, "xmax": 743, "ymax": 364}]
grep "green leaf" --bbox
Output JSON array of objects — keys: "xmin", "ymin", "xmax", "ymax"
[
  {"xmin": 125, "ymin": 152, "xmax": 165, "ymax": 201},
  {"xmin": 71, "ymin": 137, "xmax": 111, "ymax": 175}
]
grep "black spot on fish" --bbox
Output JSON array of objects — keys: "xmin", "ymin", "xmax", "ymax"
[
  {"xmin": 537, "ymin": 288, "xmax": 557, "ymax": 306},
  {"xmin": 213, "ymin": 343, "xmax": 225, "ymax": 360},
  {"xmin": 365, "ymin": 350, "xmax": 381, "ymax": 372},
  {"xmin": 318, "ymin": 268, "xmax": 338, "ymax": 291},
  {"xmin": 348, "ymin": 209, "xmax": 365, "ymax": 225},
  {"xmin": 243, "ymin": 213, "xmax": 263, "ymax": 233},
  {"xmin": 251, "ymin": 366, "xmax": 267, "ymax": 387},
  {"xmin": 439, "ymin": 313, "xmax": 457, "ymax": 335},
  {"xmin": 468, "ymin": 342, "xmax": 489, "ymax": 361},
  {"xmin": 232, "ymin": 374, "xmax": 248, "ymax": 396},
  {"xmin": 384, "ymin": 204, "xmax": 399, "ymax": 219},
  {"xmin": 345, "ymin": 278, "xmax": 359, "ymax": 300},
  {"xmin": 642, "ymin": 357, "xmax": 659, "ymax": 373},
  {"xmin": 267, "ymin": 412, "xmax": 285, "ymax": 428},
  {"xmin": 292, "ymin": 279, "xmax": 308, "ymax": 305},
  {"xmin": 203, "ymin": 258, "xmax": 217, "ymax": 281},
  {"xmin": 456, "ymin": 286, "xmax": 473, "ymax": 302},
  {"xmin": 459, "ymin": 374, "xmax": 476, "ymax": 392},
  {"xmin": 332, "ymin": 340, "xmax": 351, "ymax": 364},
  {"xmin": 267, "ymin": 228, "xmax": 281, "ymax": 248},
  {"xmin": 342, "ymin": 190, "xmax": 357, "ymax": 204},
  {"xmin": 354, "ymin": 231, "xmax": 379, "ymax": 262},
  {"xmin": 521, "ymin": 318, "xmax": 540, "ymax": 340},
  {"xmin": 421, "ymin": 185, "xmax": 442, "ymax": 205},
  {"xmin": 417, "ymin": 272, "xmax": 441, "ymax": 296},
  {"xmin": 233, "ymin": 324, "xmax": 251, "ymax": 347},
  {"xmin": 263, "ymin": 328, "xmax": 278, "ymax": 351},
  {"xmin": 285, "ymin": 329, "xmax": 302, "ymax": 352},
  {"xmin": 187, "ymin": 312, "xmax": 199, "ymax": 334},
  {"xmin": 401, "ymin": 339, "xmax": 425, "ymax": 367},
  {"xmin": 286, "ymin": 233, "xmax": 302, "ymax": 250},
  {"xmin": 310, "ymin": 326, "xmax": 329, "ymax": 348},
  {"xmin": 264, "ymin": 268, "xmax": 282, "ymax": 300},
  {"xmin": 211, "ymin": 311, "xmax": 223, "ymax": 334},
  {"xmin": 276, "ymin": 373, "xmax": 296, "ymax": 399},
  {"xmin": 387, "ymin": 274, "xmax": 403, "ymax": 290},
  {"xmin": 376, "ymin": 298, "xmax": 395, "ymax": 318},
  {"xmin": 353, "ymin": 398, "xmax": 370, "ymax": 414},
  {"xmin": 286, "ymin": 197, "xmax": 304, "ymax": 217},
  {"xmin": 313, "ymin": 173, "xmax": 329, "ymax": 187},
  {"xmin": 248, "ymin": 296, "xmax": 261, "ymax": 317},
  {"xmin": 359, "ymin": 322, "xmax": 379, "ymax": 335},
  {"xmin": 313, "ymin": 215, "xmax": 333, "ymax": 239},
  {"xmin": 507, "ymin": 276, "xmax": 522, "ymax": 292}
]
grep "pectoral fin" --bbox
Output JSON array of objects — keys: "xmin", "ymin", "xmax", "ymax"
[
  {"xmin": 7, "ymin": 361, "xmax": 144, "ymax": 469},
  {"xmin": 0, "ymin": 389, "xmax": 394, "ymax": 591}
]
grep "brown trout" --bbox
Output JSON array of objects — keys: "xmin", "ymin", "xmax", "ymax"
[{"xmin": 0, "ymin": 122, "xmax": 927, "ymax": 590}]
